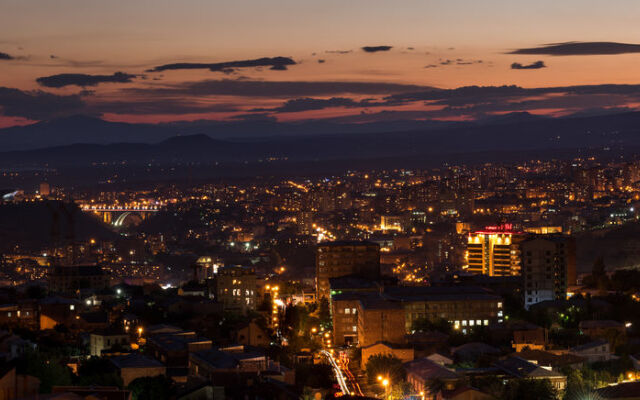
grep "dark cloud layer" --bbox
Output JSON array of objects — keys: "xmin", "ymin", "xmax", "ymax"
[
  {"xmin": 0, "ymin": 87, "xmax": 85, "ymax": 119},
  {"xmin": 0, "ymin": 52, "xmax": 13, "ymax": 60},
  {"xmin": 126, "ymin": 79, "xmax": 431, "ymax": 98},
  {"xmin": 36, "ymin": 72, "xmax": 137, "ymax": 88},
  {"xmin": 509, "ymin": 41, "xmax": 640, "ymax": 56},
  {"xmin": 362, "ymin": 46, "xmax": 393, "ymax": 53},
  {"xmin": 148, "ymin": 56, "xmax": 296, "ymax": 72},
  {"xmin": 255, "ymin": 97, "xmax": 384, "ymax": 113},
  {"xmin": 379, "ymin": 84, "xmax": 640, "ymax": 120},
  {"xmin": 325, "ymin": 50, "xmax": 352, "ymax": 54},
  {"xmin": 511, "ymin": 61, "xmax": 546, "ymax": 69},
  {"xmin": 91, "ymin": 99, "xmax": 238, "ymax": 115}
]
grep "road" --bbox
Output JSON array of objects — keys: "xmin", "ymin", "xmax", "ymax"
[{"xmin": 320, "ymin": 350, "xmax": 351, "ymax": 395}]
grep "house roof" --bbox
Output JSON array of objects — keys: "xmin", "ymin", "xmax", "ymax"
[
  {"xmin": 383, "ymin": 285, "xmax": 501, "ymax": 302},
  {"xmin": 595, "ymin": 381, "xmax": 640, "ymax": 399},
  {"xmin": 453, "ymin": 342, "xmax": 500, "ymax": 358},
  {"xmin": 110, "ymin": 353, "xmax": 164, "ymax": 369},
  {"xmin": 570, "ymin": 339, "xmax": 609, "ymax": 352},
  {"xmin": 191, "ymin": 348, "xmax": 265, "ymax": 370},
  {"xmin": 579, "ymin": 320, "xmax": 624, "ymax": 329},
  {"xmin": 493, "ymin": 356, "xmax": 565, "ymax": 379},
  {"xmin": 362, "ymin": 341, "xmax": 412, "ymax": 351},
  {"xmin": 514, "ymin": 349, "xmax": 584, "ymax": 367},
  {"xmin": 404, "ymin": 358, "xmax": 460, "ymax": 381}
]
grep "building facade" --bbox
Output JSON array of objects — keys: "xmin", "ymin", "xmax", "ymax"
[
  {"xmin": 212, "ymin": 266, "xmax": 257, "ymax": 314},
  {"xmin": 520, "ymin": 236, "xmax": 576, "ymax": 309},
  {"xmin": 467, "ymin": 227, "xmax": 524, "ymax": 276},
  {"xmin": 315, "ymin": 241, "xmax": 380, "ymax": 299}
]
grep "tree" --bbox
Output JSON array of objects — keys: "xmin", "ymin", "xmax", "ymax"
[
  {"xmin": 318, "ymin": 297, "xmax": 331, "ymax": 327},
  {"xmin": 16, "ymin": 350, "xmax": 73, "ymax": 393},
  {"xmin": 502, "ymin": 379, "xmax": 558, "ymax": 400},
  {"xmin": 127, "ymin": 376, "xmax": 173, "ymax": 400},
  {"xmin": 75, "ymin": 357, "xmax": 123, "ymax": 387},
  {"xmin": 365, "ymin": 354, "xmax": 406, "ymax": 385},
  {"xmin": 295, "ymin": 363, "xmax": 334, "ymax": 389}
]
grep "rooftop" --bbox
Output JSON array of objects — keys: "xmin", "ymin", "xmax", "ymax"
[
  {"xmin": 404, "ymin": 358, "xmax": 460, "ymax": 381},
  {"xmin": 111, "ymin": 353, "xmax": 164, "ymax": 369}
]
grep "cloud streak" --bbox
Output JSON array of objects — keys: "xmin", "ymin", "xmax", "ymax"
[
  {"xmin": 362, "ymin": 46, "xmax": 393, "ymax": 53},
  {"xmin": 509, "ymin": 41, "xmax": 640, "ymax": 56},
  {"xmin": 511, "ymin": 61, "xmax": 546, "ymax": 69},
  {"xmin": 254, "ymin": 97, "xmax": 384, "ymax": 113},
  {"xmin": 0, "ymin": 87, "xmax": 86, "ymax": 119},
  {"xmin": 148, "ymin": 56, "xmax": 296, "ymax": 72},
  {"xmin": 36, "ymin": 72, "xmax": 137, "ymax": 88},
  {"xmin": 125, "ymin": 79, "xmax": 432, "ymax": 98}
]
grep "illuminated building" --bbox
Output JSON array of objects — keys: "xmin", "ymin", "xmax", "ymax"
[
  {"xmin": 194, "ymin": 255, "xmax": 222, "ymax": 282},
  {"xmin": 329, "ymin": 276, "xmax": 381, "ymax": 346},
  {"xmin": 211, "ymin": 266, "xmax": 256, "ymax": 314},
  {"xmin": 356, "ymin": 296, "xmax": 405, "ymax": 347},
  {"xmin": 39, "ymin": 182, "xmax": 51, "ymax": 197},
  {"xmin": 315, "ymin": 241, "xmax": 380, "ymax": 299},
  {"xmin": 520, "ymin": 236, "xmax": 576, "ymax": 309},
  {"xmin": 380, "ymin": 215, "xmax": 403, "ymax": 231},
  {"xmin": 354, "ymin": 286, "xmax": 504, "ymax": 346},
  {"xmin": 48, "ymin": 265, "xmax": 110, "ymax": 294},
  {"xmin": 383, "ymin": 286, "xmax": 504, "ymax": 333},
  {"xmin": 466, "ymin": 225, "xmax": 524, "ymax": 276}
]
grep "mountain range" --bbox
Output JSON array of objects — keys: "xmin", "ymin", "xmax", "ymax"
[{"xmin": 1, "ymin": 111, "xmax": 640, "ymax": 169}]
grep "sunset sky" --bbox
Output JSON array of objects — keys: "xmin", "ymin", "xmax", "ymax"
[{"xmin": 2, "ymin": 0, "xmax": 640, "ymax": 128}]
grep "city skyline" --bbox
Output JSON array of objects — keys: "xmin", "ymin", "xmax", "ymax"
[{"xmin": 3, "ymin": 1, "xmax": 640, "ymax": 128}]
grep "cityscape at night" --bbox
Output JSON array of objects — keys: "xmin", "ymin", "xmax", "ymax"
[{"xmin": 4, "ymin": 1, "xmax": 640, "ymax": 399}]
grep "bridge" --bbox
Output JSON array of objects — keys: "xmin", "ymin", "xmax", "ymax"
[{"xmin": 81, "ymin": 205, "xmax": 160, "ymax": 227}]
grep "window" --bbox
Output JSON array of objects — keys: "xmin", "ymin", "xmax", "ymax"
[
  {"xmin": 70, "ymin": 305, "xmax": 75, "ymax": 311},
  {"xmin": 344, "ymin": 308, "xmax": 350, "ymax": 314},
  {"xmin": 352, "ymin": 326, "xmax": 357, "ymax": 332},
  {"xmin": 352, "ymin": 308, "xmax": 357, "ymax": 314},
  {"xmin": 483, "ymin": 320, "xmax": 489, "ymax": 326}
]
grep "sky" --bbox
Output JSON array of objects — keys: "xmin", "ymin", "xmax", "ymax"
[{"xmin": 2, "ymin": 0, "xmax": 640, "ymax": 128}]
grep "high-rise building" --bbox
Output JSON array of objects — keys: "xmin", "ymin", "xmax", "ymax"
[
  {"xmin": 466, "ymin": 225, "xmax": 524, "ymax": 276},
  {"xmin": 315, "ymin": 241, "xmax": 380, "ymax": 299},
  {"xmin": 39, "ymin": 182, "xmax": 51, "ymax": 197},
  {"xmin": 520, "ymin": 236, "xmax": 576, "ymax": 309}
]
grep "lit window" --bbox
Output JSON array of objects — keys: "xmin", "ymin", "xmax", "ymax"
[
  {"xmin": 69, "ymin": 305, "xmax": 75, "ymax": 311},
  {"xmin": 483, "ymin": 320, "xmax": 489, "ymax": 326},
  {"xmin": 344, "ymin": 308, "xmax": 350, "ymax": 314},
  {"xmin": 352, "ymin": 308, "xmax": 357, "ymax": 314},
  {"xmin": 352, "ymin": 326, "xmax": 357, "ymax": 332},
  {"xmin": 469, "ymin": 320, "xmax": 475, "ymax": 326},
  {"xmin": 462, "ymin": 320, "xmax": 467, "ymax": 326}
]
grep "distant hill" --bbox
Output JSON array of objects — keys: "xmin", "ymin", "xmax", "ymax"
[
  {"xmin": 0, "ymin": 114, "xmax": 463, "ymax": 152},
  {"xmin": 0, "ymin": 201, "xmax": 117, "ymax": 251},
  {"xmin": 2, "ymin": 111, "xmax": 640, "ymax": 168}
]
